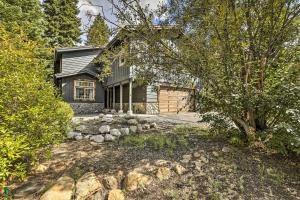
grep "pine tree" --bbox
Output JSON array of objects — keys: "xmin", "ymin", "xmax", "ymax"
[
  {"xmin": 0, "ymin": 0, "xmax": 45, "ymax": 41},
  {"xmin": 43, "ymin": 0, "xmax": 81, "ymax": 47},
  {"xmin": 86, "ymin": 15, "xmax": 110, "ymax": 47}
]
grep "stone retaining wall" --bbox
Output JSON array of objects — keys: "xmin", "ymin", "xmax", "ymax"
[{"xmin": 70, "ymin": 103, "xmax": 104, "ymax": 115}]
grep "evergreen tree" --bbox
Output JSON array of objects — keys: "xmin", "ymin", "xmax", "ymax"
[
  {"xmin": 0, "ymin": 0, "xmax": 45, "ymax": 41},
  {"xmin": 86, "ymin": 15, "xmax": 110, "ymax": 47},
  {"xmin": 43, "ymin": 0, "xmax": 81, "ymax": 47}
]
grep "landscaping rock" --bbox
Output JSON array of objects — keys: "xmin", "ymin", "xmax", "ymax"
[
  {"xmin": 103, "ymin": 176, "xmax": 118, "ymax": 190},
  {"xmin": 40, "ymin": 176, "xmax": 74, "ymax": 200},
  {"xmin": 67, "ymin": 131, "xmax": 81, "ymax": 139},
  {"xmin": 90, "ymin": 135, "xmax": 105, "ymax": 143},
  {"xmin": 142, "ymin": 124, "xmax": 151, "ymax": 130},
  {"xmin": 156, "ymin": 167, "xmax": 171, "ymax": 180},
  {"xmin": 99, "ymin": 125, "xmax": 110, "ymax": 134},
  {"xmin": 84, "ymin": 135, "xmax": 91, "ymax": 139},
  {"xmin": 200, "ymin": 156, "xmax": 209, "ymax": 164},
  {"xmin": 193, "ymin": 152, "xmax": 201, "ymax": 158},
  {"xmin": 98, "ymin": 113, "xmax": 105, "ymax": 118},
  {"xmin": 181, "ymin": 154, "xmax": 192, "ymax": 163},
  {"xmin": 111, "ymin": 109, "xmax": 117, "ymax": 114},
  {"xmin": 150, "ymin": 122, "xmax": 158, "ymax": 129},
  {"xmin": 34, "ymin": 164, "xmax": 48, "ymax": 173},
  {"xmin": 222, "ymin": 146, "xmax": 231, "ymax": 153},
  {"xmin": 75, "ymin": 172, "xmax": 103, "ymax": 200},
  {"xmin": 105, "ymin": 134, "xmax": 116, "ymax": 141},
  {"xmin": 129, "ymin": 126, "xmax": 137, "ymax": 134},
  {"xmin": 154, "ymin": 159, "xmax": 170, "ymax": 166},
  {"xmin": 174, "ymin": 164, "xmax": 186, "ymax": 175},
  {"xmin": 75, "ymin": 135, "xmax": 83, "ymax": 140},
  {"xmin": 89, "ymin": 190, "xmax": 106, "ymax": 200},
  {"xmin": 127, "ymin": 118, "xmax": 138, "ymax": 125},
  {"xmin": 120, "ymin": 127, "xmax": 130, "ymax": 135},
  {"xmin": 212, "ymin": 151, "xmax": 220, "ymax": 157},
  {"xmin": 124, "ymin": 171, "xmax": 152, "ymax": 191},
  {"xmin": 102, "ymin": 114, "xmax": 113, "ymax": 123},
  {"xmin": 137, "ymin": 124, "xmax": 143, "ymax": 132},
  {"xmin": 75, "ymin": 125, "xmax": 86, "ymax": 132},
  {"xmin": 108, "ymin": 189, "xmax": 125, "ymax": 200},
  {"xmin": 110, "ymin": 129, "xmax": 121, "ymax": 137}
]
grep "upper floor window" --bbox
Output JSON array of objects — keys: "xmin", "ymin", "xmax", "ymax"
[
  {"xmin": 74, "ymin": 80, "xmax": 95, "ymax": 101},
  {"xmin": 119, "ymin": 56, "xmax": 125, "ymax": 66}
]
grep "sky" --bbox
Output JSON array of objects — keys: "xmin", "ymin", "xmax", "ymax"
[{"xmin": 78, "ymin": 0, "xmax": 164, "ymax": 42}]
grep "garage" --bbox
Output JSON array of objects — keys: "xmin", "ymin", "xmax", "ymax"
[{"xmin": 159, "ymin": 86, "xmax": 195, "ymax": 113}]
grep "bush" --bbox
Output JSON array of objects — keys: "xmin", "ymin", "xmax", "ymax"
[{"xmin": 0, "ymin": 25, "xmax": 73, "ymax": 182}]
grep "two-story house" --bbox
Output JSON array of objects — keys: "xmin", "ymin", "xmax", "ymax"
[{"xmin": 54, "ymin": 28, "xmax": 197, "ymax": 115}]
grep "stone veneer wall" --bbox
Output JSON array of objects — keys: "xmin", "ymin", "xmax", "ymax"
[{"xmin": 70, "ymin": 103, "xmax": 104, "ymax": 115}]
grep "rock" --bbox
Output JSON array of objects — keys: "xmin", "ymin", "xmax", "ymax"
[
  {"xmin": 103, "ymin": 176, "xmax": 118, "ymax": 190},
  {"xmin": 142, "ymin": 124, "xmax": 151, "ymax": 130},
  {"xmin": 193, "ymin": 152, "xmax": 201, "ymax": 158},
  {"xmin": 110, "ymin": 129, "xmax": 121, "ymax": 137},
  {"xmin": 106, "ymin": 114, "xmax": 114, "ymax": 118},
  {"xmin": 40, "ymin": 176, "xmax": 74, "ymax": 200},
  {"xmin": 14, "ymin": 181, "xmax": 45, "ymax": 200},
  {"xmin": 137, "ymin": 124, "xmax": 143, "ymax": 132},
  {"xmin": 75, "ymin": 125, "xmax": 86, "ymax": 132},
  {"xmin": 102, "ymin": 114, "xmax": 114, "ymax": 123},
  {"xmin": 156, "ymin": 167, "xmax": 171, "ymax": 180},
  {"xmin": 75, "ymin": 135, "xmax": 83, "ymax": 140},
  {"xmin": 129, "ymin": 126, "xmax": 137, "ymax": 134},
  {"xmin": 99, "ymin": 125, "xmax": 110, "ymax": 134},
  {"xmin": 89, "ymin": 190, "xmax": 106, "ymax": 200},
  {"xmin": 90, "ymin": 135, "xmax": 105, "ymax": 143},
  {"xmin": 84, "ymin": 135, "xmax": 91, "ymax": 139},
  {"xmin": 99, "ymin": 113, "xmax": 105, "ymax": 118},
  {"xmin": 67, "ymin": 131, "xmax": 81, "ymax": 139},
  {"xmin": 200, "ymin": 156, "xmax": 209, "ymax": 164},
  {"xmin": 194, "ymin": 160, "xmax": 203, "ymax": 172},
  {"xmin": 111, "ymin": 109, "xmax": 117, "ymax": 114},
  {"xmin": 222, "ymin": 146, "xmax": 231, "ymax": 153},
  {"xmin": 181, "ymin": 154, "xmax": 192, "ymax": 163},
  {"xmin": 212, "ymin": 151, "xmax": 219, "ymax": 157},
  {"xmin": 75, "ymin": 172, "xmax": 103, "ymax": 200},
  {"xmin": 124, "ymin": 171, "xmax": 152, "ymax": 191},
  {"xmin": 127, "ymin": 118, "xmax": 138, "ymax": 125},
  {"xmin": 150, "ymin": 122, "xmax": 158, "ymax": 129},
  {"xmin": 105, "ymin": 134, "xmax": 116, "ymax": 141},
  {"xmin": 154, "ymin": 159, "xmax": 170, "ymax": 166},
  {"xmin": 108, "ymin": 189, "xmax": 125, "ymax": 200},
  {"xmin": 120, "ymin": 127, "xmax": 130, "ymax": 135},
  {"xmin": 34, "ymin": 164, "xmax": 48, "ymax": 173},
  {"xmin": 174, "ymin": 164, "xmax": 186, "ymax": 175}
]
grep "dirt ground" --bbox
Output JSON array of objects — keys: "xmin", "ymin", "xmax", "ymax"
[{"xmin": 12, "ymin": 119, "xmax": 300, "ymax": 200}]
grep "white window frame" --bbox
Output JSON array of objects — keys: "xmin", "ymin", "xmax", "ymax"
[{"xmin": 74, "ymin": 80, "xmax": 95, "ymax": 101}]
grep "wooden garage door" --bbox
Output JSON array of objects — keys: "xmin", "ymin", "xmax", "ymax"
[{"xmin": 159, "ymin": 87, "xmax": 194, "ymax": 113}]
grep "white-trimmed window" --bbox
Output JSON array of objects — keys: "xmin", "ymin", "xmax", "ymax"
[{"xmin": 74, "ymin": 80, "xmax": 95, "ymax": 101}]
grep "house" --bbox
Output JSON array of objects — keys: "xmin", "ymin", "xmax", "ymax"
[{"xmin": 54, "ymin": 28, "xmax": 197, "ymax": 115}]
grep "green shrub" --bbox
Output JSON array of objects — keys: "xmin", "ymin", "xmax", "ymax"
[{"xmin": 0, "ymin": 25, "xmax": 73, "ymax": 182}]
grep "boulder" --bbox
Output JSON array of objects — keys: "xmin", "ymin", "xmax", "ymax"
[
  {"xmin": 212, "ymin": 151, "xmax": 220, "ymax": 157},
  {"xmin": 124, "ymin": 171, "xmax": 152, "ymax": 191},
  {"xmin": 105, "ymin": 134, "xmax": 116, "ymax": 141},
  {"xmin": 120, "ymin": 127, "xmax": 130, "ymax": 135},
  {"xmin": 102, "ymin": 115, "xmax": 114, "ymax": 123},
  {"xmin": 40, "ymin": 176, "xmax": 74, "ymax": 200},
  {"xmin": 137, "ymin": 124, "xmax": 143, "ymax": 132},
  {"xmin": 84, "ymin": 135, "xmax": 91, "ymax": 139},
  {"xmin": 75, "ymin": 125, "xmax": 87, "ymax": 132},
  {"xmin": 34, "ymin": 164, "xmax": 48, "ymax": 173},
  {"xmin": 75, "ymin": 135, "xmax": 83, "ymax": 140},
  {"xmin": 103, "ymin": 176, "xmax": 118, "ymax": 190},
  {"xmin": 111, "ymin": 109, "xmax": 117, "ymax": 114},
  {"xmin": 142, "ymin": 124, "xmax": 151, "ymax": 130},
  {"xmin": 193, "ymin": 152, "xmax": 201, "ymax": 158},
  {"xmin": 99, "ymin": 113, "xmax": 105, "ymax": 118},
  {"xmin": 156, "ymin": 167, "xmax": 171, "ymax": 180},
  {"xmin": 222, "ymin": 146, "xmax": 231, "ymax": 153},
  {"xmin": 127, "ymin": 118, "xmax": 138, "ymax": 125},
  {"xmin": 99, "ymin": 125, "xmax": 110, "ymax": 134},
  {"xmin": 150, "ymin": 122, "xmax": 158, "ymax": 129},
  {"xmin": 174, "ymin": 164, "xmax": 186, "ymax": 175},
  {"xmin": 89, "ymin": 190, "xmax": 106, "ymax": 200},
  {"xmin": 108, "ymin": 189, "xmax": 125, "ymax": 200},
  {"xmin": 110, "ymin": 129, "xmax": 121, "ymax": 137},
  {"xmin": 90, "ymin": 135, "xmax": 105, "ymax": 143},
  {"xmin": 67, "ymin": 131, "xmax": 81, "ymax": 139},
  {"xmin": 75, "ymin": 172, "xmax": 103, "ymax": 200},
  {"xmin": 129, "ymin": 126, "xmax": 137, "ymax": 134}
]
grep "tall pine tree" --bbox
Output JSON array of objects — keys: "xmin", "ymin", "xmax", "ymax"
[
  {"xmin": 86, "ymin": 15, "xmax": 110, "ymax": 47},
  {"xmin": 0, "ymin": 0, "xmax": 45, "ymax": 41},
  {"xmin": 43, "ymin": 0, "xmax": 81, "ymax": 47}
]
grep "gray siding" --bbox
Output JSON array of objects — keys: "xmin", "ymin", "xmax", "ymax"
[
  {"xmin": 61, "ymin": 74, "xmax": 104, "ymax": 103},
  {"xmin": 106, "ymin": 58, "xmax": 131, "ymax": 86},
  {"xmin": 61, "ymin": 50, "xmax": 101, "ymax": 74},
  {"xmin": 146, "ymin": 85, "xmax": 158, "ymax": 103}
]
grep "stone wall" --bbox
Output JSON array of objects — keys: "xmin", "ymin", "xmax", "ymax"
[{"xmin": 70, "ymin": 103, "xmax": 104, "ymax": 115}]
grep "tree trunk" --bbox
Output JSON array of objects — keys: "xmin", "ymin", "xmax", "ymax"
[{"xmin": 233, "ymin": 118, "xmax": 256, "ymax": 140}]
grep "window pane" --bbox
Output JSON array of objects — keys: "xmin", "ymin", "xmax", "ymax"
[
  {"xmin": 85, "ymin": 88, "xmax": 94, "ymax": 100},
  {"xmin": 76, "ymin": 88, "xmax": 85, "ymax": 99}
]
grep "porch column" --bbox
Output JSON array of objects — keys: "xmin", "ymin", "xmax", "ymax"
[
  {"xmin": 119, "ymin": 83, "xmax": 123, "ymax": 113},
  {"xmin": 106, "ymin": 88, "xmax": 109, "ymax": 108},
  {"xmin": 128, "ymin": 79, "xmax": 133, "ymax": 115},
  {"xmin": 112, "ymin": 85, "xmax": 116, "ymax": 110}
]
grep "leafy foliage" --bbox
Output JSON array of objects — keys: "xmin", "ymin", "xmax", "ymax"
[
  {"xmin": 0, "ymin": 25, "xmax": 73, "ymax": 182},
  {"xmin": 86, "ymin": 15, "xmax": 110, "ymax": 47},
  {"xmin": 43, "ymin": 0, "xmax": 81, "ymax": 47}
]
